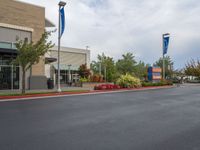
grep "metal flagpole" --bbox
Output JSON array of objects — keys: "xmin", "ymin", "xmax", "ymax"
[
  {"xmin": 162, "ymin": 34, "xmax": 165, "ymax": 80},
  {"xmin": 57, "ymin": 4, "xmax": 61, "ymax": 92},
  {"xmin": 162, "ymin": 33, "xmax": 170, "ymax": 80},
  {"xmin": 57, "ymin": 1, "xmax": 66, "ymax": 92}
]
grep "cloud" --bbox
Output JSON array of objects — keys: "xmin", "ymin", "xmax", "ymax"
[{"xmin": 18, "ymin": 0, "xmax": 200, "ymax": 69}]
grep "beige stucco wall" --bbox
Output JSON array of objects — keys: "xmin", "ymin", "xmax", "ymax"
[
  {"xmin": 49, "ymin": 46, "xmax": 91, "ymax": 68},
  {"xmin": 0, "ymin": 0, "xmax": 46, "ymax": 76}
]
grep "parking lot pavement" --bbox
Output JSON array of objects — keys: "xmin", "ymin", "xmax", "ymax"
[{"xmin": 0, "ymin": 84, "xmax": 200, "ymax": 150}]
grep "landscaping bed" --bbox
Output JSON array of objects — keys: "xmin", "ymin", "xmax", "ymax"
[{"xmin": 0, "ymin": 85, "xmax": 174, "ymax": 100}]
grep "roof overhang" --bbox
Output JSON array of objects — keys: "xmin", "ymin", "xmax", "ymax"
[
  {"xmin": 45, "ymin": 57, "xmax": 57, "ymax": 64},
  {"xmin": 53, "ymin": 64, "xmax": 79, "ymax": 71},
  {"xmin": 0, "ymin": 23, "xmax": 34, "ymax": 32}
]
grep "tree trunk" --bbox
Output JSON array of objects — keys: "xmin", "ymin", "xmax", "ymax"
[{"xmin": 22, "ymin": 69, "xmax": 26, "ymax": 94}]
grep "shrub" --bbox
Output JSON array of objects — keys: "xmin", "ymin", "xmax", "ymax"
[
  {"xmin": 78, "ymin": 64, "xmax": 91, "ymax": 78},
  {"xmin": 116, "ymin": 74, "xmax": 141, "ymax": 88},
  {"xmin": 142, "ymin": 80, "xmax": 173, "ymax": 87},
  {"xmin": 94, "ymin": 84, "xmax": 121, "ymax": 90},
  {"xmin": 80, "ymin": 77, "xmax": 89, "ymax": 83}
]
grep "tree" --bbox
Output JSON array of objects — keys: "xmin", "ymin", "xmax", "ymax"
[
  {"xmin": 134, "ymin": 61, "xmax": 148, "ymax": 80},
  {"xmin": 116, "ymin": 52, "xmax": 137, "ymax": 75},
  {"xmin": 90, "ymin": 60, "xmax": 100, "ymax": 75},
  {"xmin": 15, "ymin": 31, "xmax": 54, "ymax": 94},
  {"xmin": 91, "ymin": 53, "xmax": 116, "ymax": 82},
  {"xmin": 155, "ymin": 56, "xmax": 174, "ymax": 78},
  {"xmin": 78, "ymin": 64, "xmax": 91, "ymax": 78},
  {"xmin": 185, "ymin": 59, "xmax": 200, "ymax": 78},
  {"xmin": 173, "ymin": 69, "xmax": 185, "ymax": 83}
]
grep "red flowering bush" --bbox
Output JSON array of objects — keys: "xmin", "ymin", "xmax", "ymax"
[{"xmin": 94, "ymin": 84, "xmax": 121, "ymax": 90}]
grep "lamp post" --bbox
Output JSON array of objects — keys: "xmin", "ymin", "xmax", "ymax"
[
  {"xmin": 57, "ymin": 1, "xmax": 66, "ymax": 92},
  {"xmin": 68, "ymin": 64, "xmax": 72, "ymax": 86},
  {"xmin": 104, "ymin": 66, "xmax": 106, "ymax": 82}
]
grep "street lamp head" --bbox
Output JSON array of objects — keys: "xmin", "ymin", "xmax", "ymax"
[{"xmin": 59, "ymin": 1, "xmax": 66, "ymax": 7}]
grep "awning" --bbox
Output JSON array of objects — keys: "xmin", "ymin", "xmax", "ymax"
[
  {"xmin": 0, "ymin": 48, "xmax": 18, "ymax": 55},
  {"xmin": 53, "ymin": 64, "xmax": 79, "ymax": 71},
  {"xmin": 45, "ymin": 57, "xmax": 57, "ymax": 63}
]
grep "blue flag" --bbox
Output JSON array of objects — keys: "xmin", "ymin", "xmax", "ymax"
[
  {"xmin": 60, "ymin": 7, "xmax": 65, "ymax": 37},
  {"xmin": 163, "ymin": 35, "xmax": 170, "ymax": 55}
]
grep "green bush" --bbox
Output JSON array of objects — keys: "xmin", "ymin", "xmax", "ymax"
[
  {"xmin": 80, "ymin": 77, "xmax": 89, "ymax": 83},
  {"xmin": 142, "ymin": 80, "xmax": 173, "ymax": 87},
  {"xmin": 116, "ymin": 74, "xmax": 141, "ymax": 88}
]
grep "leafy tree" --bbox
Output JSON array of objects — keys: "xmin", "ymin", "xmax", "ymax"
[
  {"xmin": 90, "ymin": 60, "xmax": 100, "ymax": 75},
  {"xmin": 134, "ymin": 61, "xmax": 148, "ymax": 80},
  {"xmin": 155, "ymin": 56, "xmax": 174, "ymax": 78},
  {"xmin": 185, "ymin": 59, "xmax": 200, "ymax": 78},
  {"xmin": 78, "ymin": 64, "xmax": 91, "ymax": 79},
  {"xmin": 173, "ymin": 69, "xmax": 185, "ymax": 83},
  {"xmin": 116, "ymin": 52, "xmax": 137, "ymax": 75},
  {"xmin": 91, "ymin": 53, "xmax": 116, "ymax": 82},
  {"xmin": 15, "ymin": 31, "xmax": 54, "ymax": 94}
]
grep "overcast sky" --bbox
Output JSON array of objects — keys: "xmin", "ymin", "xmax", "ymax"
[{"xmin": 19, "ymin": 0, "xmax": 200, "ymax": 69}]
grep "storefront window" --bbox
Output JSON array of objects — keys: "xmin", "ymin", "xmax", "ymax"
[
  {"xmin": 0, "ymin": 55, "xmax": 19, "ymax": 90},
  {"xmin": 0, "ymin": 42, "xmax": 12, "ymax": 49}
]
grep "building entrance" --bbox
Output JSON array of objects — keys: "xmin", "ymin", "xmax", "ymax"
[
  {"xmin": 0, "ymin": 65, "xmax": 20, "ymax": 90},
  {"xmin": 0, "ymin": 53, "xmax": 19, "ymax": 90}
]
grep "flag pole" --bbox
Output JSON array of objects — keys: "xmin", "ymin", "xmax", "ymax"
[
  {"xmin": 162, "ymin": 34, "xmax": 165, "ymax": 80},
  {"xmin": 57, "ymin": 4, "xmax": 61, "ymax": 92},
  {"xmin": 162, "ymin": 33, "xmax": 170, "ymax": 80},
  {"xmin": 57, "ymin": 1, "xmax": 66, "ymax": 92}
]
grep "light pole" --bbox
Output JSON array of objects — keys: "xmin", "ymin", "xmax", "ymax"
[
  {"xmin": 99, "ymin": 62, "xmax": 101, "ymax": 75},
  {"xmin": 57, "ymin": 1, "xmax": 66, "ymax": 92},
  {"xmin": 68, "ymin": 64, "xmax": 72, "ymax": 86},
  {"xmin": 104, "ymin": 66, "xmax": 106, "ymax": 82}
]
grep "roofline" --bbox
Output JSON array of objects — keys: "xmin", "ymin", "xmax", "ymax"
[
  {"xmin": 0, "ymin": 23, "xmax": 34, "ymax": 32},
  {"xmin": 45, "ymin": 18, "xmax": 55, "ymax": 27},
  {"xmin": 51, "ymin": 46, "xmax": 90, "ymax": 53},
  {"xmin": 15, "ymin": 0, "xmax": 45, "ymax": 9}
]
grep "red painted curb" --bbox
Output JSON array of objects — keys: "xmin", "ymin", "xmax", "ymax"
[{"xmin": 0, "ymin": 86, "xmax": 173, "ymax": 100}]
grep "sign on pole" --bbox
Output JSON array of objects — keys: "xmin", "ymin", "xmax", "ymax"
[{"xmin": 162, "ymin": 33, "xmax": 170, "ymax": 79}]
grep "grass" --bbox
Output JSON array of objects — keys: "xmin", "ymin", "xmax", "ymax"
[{"xmin": 0, "ymin": 90, "xmax": 90, "ymax": 97}]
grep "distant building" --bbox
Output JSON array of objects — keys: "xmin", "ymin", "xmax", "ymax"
[
  {"xmin": 0, "ymin": 1, "xmax": 91, "ymax": 90},
  {"xmin": 45, "ymin": 46, "xmax": 90, "ymax": 86},
  {"xmin": 0, "ymin": 0, "xmax": 56, "ymax": 90}
]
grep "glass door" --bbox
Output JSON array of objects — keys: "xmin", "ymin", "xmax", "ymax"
[{"xmin": 0, "ymin": 66, "xmax": 12, "ymax": 90}]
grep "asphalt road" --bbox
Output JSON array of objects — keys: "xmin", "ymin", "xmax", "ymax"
[{"xmin": 0, "ymin": 85, "xmax": 200, "ymax": 150}]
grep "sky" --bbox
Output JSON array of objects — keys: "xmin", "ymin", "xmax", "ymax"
[{"xmin": 18, "ymin": 0, "xmax": 200, "ymax": 69}]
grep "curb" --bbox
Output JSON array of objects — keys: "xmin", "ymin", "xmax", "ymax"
[{"xmin": 0, "ymin": 86, "xmax": 174, "ymax": 102}]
